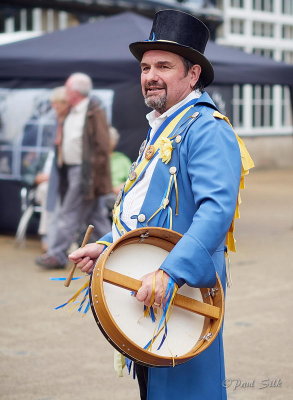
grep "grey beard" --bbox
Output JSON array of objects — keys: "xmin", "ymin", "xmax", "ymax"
[{"xmin": 144, "ymin": 94, "xmax": 167, "ymax": 114}]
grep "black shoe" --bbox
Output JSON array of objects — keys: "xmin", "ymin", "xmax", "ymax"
[{"xmin": 36, "ymin": 254, "xmax": 66, "ymax": 270}]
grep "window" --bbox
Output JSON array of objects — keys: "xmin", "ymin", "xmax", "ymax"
[
  {"xmin": 252, "ymin": 48, "xmax": 274, "ymax": 59},
  {"xmin": 281, "ymin": 51, "xmax": 293, "ymax": 64},
  {"xmin": 282, "ymin": 0, "xmax": 293, "ymax": 14},
  {"xmin": 0, "ymin": 8, "xmax": 72, "ymax": 33},
  {"xmin": 231, "ymin": 84, "xmax": 292, "ymax": 135},
  {"xmin": 282, "ymin": 25, "xmax": 293, "ymax": 40},
  {"xmin": 253, "ymin": 21, "xmax": 274, "ymax": 37},
  {"xmin": 230, "ymin": 0, "xmax": 244, "ymax": 8},
  {"xmin": 281, "ymin": 87, "xmax": 292, "ymax": 127},
  {"xmin": 230, "ymin": 18, "xmax": 245, "ymax": 34},
  {"xmin": 0, "ymin": 8, "xmax": 34, "ymax": 32},
  {"xmin": 232, "ymin": 85, "xmax": 244, "ymax": 128},
  {"xmin": 253, "ymin": 0, "xmax": 274, "ymax": 12},
  {"xmin": 252, "ymin": 85, "xmax": 274, "ymax": 128}
]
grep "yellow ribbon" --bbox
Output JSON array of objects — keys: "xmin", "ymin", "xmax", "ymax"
[
  {"xmin": 124, "ymin": 105, "xmax": 194, "ymax": 194},
  {"xmin": 213, "ymin": 111, "xmax": 255, "ymax": 252},
  {"xmin": 113, "ymin": 105, "xmax": 194, "ymax": 235}
]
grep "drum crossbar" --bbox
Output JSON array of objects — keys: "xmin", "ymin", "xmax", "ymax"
[{"xmin": 103, "ymin": 268, "xmax": 220, "ymax": 320}]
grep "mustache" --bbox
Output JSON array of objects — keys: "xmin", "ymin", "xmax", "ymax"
[{"xmin": 145, "ymin": 81, "xmax": 167, "ymax": 90}]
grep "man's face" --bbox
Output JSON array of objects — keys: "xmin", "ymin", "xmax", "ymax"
[
  {"xmin": 65, "ymin": 78, "xmax": 79, "ymax": 107},
  {"xmin": 51, "ymin": 99, "xmax": 69, "ymax": 118},
  {"xmin": 140, "ymin": 50, "xmax": 201, "ymax": 114}
]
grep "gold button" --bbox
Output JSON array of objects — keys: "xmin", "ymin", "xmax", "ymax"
[
  {"xmin": 138, "ymin": 214, "xmax": 146, "ymax": 223},
  {"xmin": 175, "ymin": 135, "xmax": 182, "ymax": 143},
  {"xmin": 169, "ymin": 166, "xmax": 177, "ymax": 175}
]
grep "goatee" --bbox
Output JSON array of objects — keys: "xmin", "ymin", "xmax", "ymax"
[{"xmin": 144, "ymin": 95, "xmax": 167, "ymax": 114}]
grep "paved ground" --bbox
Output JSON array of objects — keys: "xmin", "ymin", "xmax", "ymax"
[{"xmin": 1, "ymin": 168, "xmax": 292, "ymax": 400}]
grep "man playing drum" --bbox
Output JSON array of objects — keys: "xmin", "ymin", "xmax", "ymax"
[{"xmin": 69, "ymin": 9, "xmax": 254, "ymax": 400}]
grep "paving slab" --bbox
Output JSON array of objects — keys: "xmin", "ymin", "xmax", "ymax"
[{"xmin": 1, "ymin": 168, "xmax": 292, "ymax": 400}]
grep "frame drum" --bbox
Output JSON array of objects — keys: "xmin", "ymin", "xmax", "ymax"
[{"xmin": 90, "ymin": 227, "xmax": 224, "ymax": 367}]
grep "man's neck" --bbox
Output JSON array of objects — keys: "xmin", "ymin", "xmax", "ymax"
[
  {"xmin": 154, "ymin": 91, "xmax": 201, "ymax": 118},
  {"xmin": 146, "ymin": 90, "xmax": 202, "ymax": 131},
  {"xmin": 71, "ymin": 95, "xmax": 87, "ymax": 107},
  {"xmin": 155, "ymin": 89, "xmax": 197, "ymax": 117}
]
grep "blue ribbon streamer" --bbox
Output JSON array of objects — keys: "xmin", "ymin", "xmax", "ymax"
[
  {"xmin": 50, "ymin": 277, "xmax": 82, "ymax": 281},
  {"xmin": 77, "ymin": 287, "xmax": 89, "ymax": 312}
]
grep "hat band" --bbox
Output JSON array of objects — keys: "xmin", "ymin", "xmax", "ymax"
[{"xmin": 145, "ymin": 35, "xmax": 179, "ymax": 46}]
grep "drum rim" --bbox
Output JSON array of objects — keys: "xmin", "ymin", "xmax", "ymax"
[{"xmin": 90, "ymin": 227, "xmax": 224, "ymax": 367}]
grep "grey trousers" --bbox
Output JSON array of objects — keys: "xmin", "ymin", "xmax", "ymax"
[{"xmin": 47, "ymin": 165, "xmax": 111, "ymax": 264}]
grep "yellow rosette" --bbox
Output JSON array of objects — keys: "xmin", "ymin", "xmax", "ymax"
[{"xmin": 158, "ymin": 137, "xmax": 173, "ymax": 164}]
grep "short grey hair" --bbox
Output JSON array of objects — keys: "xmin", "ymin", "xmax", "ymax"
[
  {"xmin": 50, "ymin": 86, "xmax": 67, "ymax": 102},
  {"xmin": 69, "ymin": 72, "xmax": 93, "ymax": 96}
]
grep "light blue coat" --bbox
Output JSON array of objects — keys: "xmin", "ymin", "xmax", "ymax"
[{"xmin": 100, "ymin": 92, "xmax": 241, "ymax": 399}]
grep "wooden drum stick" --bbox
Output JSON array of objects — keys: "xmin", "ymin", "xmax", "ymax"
[{"xmin": 64, "ymin": 224, "xmax": 94, "ymax": 287}]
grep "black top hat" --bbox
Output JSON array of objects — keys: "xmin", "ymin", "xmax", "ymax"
[{"xmin": 129, "ymin": 9, "xmax": 214, "ymax": 87}]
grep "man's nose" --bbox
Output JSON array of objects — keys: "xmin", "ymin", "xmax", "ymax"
[{"xmin": 146, "ymin": 67, "xmax": 159, "ymax": 82}]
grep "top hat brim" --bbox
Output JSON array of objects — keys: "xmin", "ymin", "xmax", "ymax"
[{"xmin": 129, "ymin": 41, "xmax": 214, "ymax": 87}]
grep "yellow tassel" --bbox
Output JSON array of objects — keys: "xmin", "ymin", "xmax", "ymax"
[
  {"xmin": 113, "ymin": 350, "xmax": 126, "ymax": 377},
  {"xmin": 226, "ymin": 124, "xmax": 254, "ymax": 252},
  {"xmin": 165, "ymin": 175, "xmax": 173, "ymax": 199},
  {"xmin": 147, "ymin": 205, "xmax": 164, "ymax": 225},
  {"xmin": 236, "ymin": 135, "xmax": 255, "ymax": 171},
  {"xmin": 234, "ymin": 203, "xmax": 239, "ymax": 220},
  {"xmin": 65, "ymin": 280, "xmax": 90, "ymax": 305},
  {"xmin": 144, "ymin": 273, "xmax": 157, "ymax": 321}
]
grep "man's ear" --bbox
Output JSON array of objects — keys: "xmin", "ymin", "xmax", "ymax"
[{"xmin": 190, "ymin": 64, "xmax": 201, "ymax": 89}]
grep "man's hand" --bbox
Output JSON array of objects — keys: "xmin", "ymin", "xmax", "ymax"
[
  {"xmin": 35, "ymin": 173, "xmax": 49, "ymax": 185},
  {"xmin": 68, "ymin": 243, "xmax": 104, "ymax": 274},
  {"xmin": 136, "ymin": 270, "xmax": 170, "ymax": 307}
]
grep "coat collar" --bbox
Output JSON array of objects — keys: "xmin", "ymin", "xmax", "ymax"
[{"xmin": 194, "ymin": 91, "xmax": 219, "ymax": 111}]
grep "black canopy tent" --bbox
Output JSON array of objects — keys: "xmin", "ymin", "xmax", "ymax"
[
  {"xmin": 0, "ymin": 12, "xmax": 292, "ymax": 232},
  {"xmin": 0, "ymin": 11, "xmax": 292, "ymax": 161},
  {"xmin": 0, "ymin": 12, "xmax": 292, "ymax": 88}
]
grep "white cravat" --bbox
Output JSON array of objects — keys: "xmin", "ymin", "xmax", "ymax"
[{"xmin": 112, "ymin": 91, "xmax": 202, "ymax": 240}]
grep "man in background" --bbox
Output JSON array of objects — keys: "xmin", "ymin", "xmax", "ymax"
[{"xmin": 36, "ymin": 72, "xmax": 112, "ymax": 269}]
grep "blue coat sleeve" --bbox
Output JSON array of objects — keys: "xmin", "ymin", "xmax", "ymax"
[
  {"xmin": 98, "ymin": 231, "xmax": 113, "ymax": 244},
  {"xmin": 160, "ymin": 114, "xmax": 241, "ymax": 288}
]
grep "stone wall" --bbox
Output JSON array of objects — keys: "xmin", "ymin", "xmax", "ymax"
[{"xmin": 242, "ymin": 136, "xmax": 293, "ymax": 168}]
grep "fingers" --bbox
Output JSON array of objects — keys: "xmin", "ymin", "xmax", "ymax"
[
  {"xmin": 68, "ymin": 247, "xmax": 88, "ymax": 263},
  {"xmin": 68, "ymin": 243, "xmax": 104, "ymax": 274},
  {"xmin": 136, "ymin": 286, "xmax": 148, "ymax": 302},
  {"xmin": 78, "ymin": 257, "xmax": 95, "ymax": 274},
  {"xmin": 73, "ymin": 256, "xmax": 94, "ymax": 274},
  {"xmin": 136, "ymin": 270, "xmax": 170, "ymax": 307}
]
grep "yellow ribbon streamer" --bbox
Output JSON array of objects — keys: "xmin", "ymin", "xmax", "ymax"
[
  {"xmin": 213, "ymin": 111, "xmax": 255, "ymax": 252},
  {"xmin": 124, "ymin": 105, "xmax": 194, "ymax": 194},
  {"xmin": 113, "ymin": 105, "xmax": 194, "ymax": 235}
]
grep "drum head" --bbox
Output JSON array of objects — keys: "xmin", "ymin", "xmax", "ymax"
[{"xmin": 90, "ymin": 227, "xmax": 224, "ymax": 367}]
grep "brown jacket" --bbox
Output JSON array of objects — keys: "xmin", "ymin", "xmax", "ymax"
[{"xmin": 81, "ymin": 97, "xmax": 112, "ymax": 199}]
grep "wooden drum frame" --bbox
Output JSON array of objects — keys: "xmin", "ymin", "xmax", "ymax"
[{"xmin": 90, "ymin": 227, "xmax": 224, "ymax": 367}]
